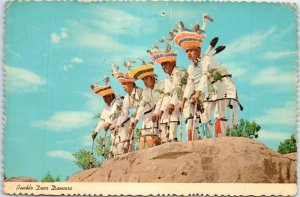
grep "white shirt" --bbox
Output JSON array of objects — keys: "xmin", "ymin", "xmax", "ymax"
[
  {"xmin": 135, "ymin": 80, "xmax": 164, "ymax": 121},
  {"xmin": 116, "ymin": 87, "xmax": 143, "ymax": 126},
  {"xmin": 155, "ymin": 67, "xmax": 186, "ymax": 122},
  {"xmin": 94, "ymin": 98, "xmax": 123, "ymax": 133},
  {"xmin": 195, "ymin": 56, "xmax": 238, "ymax": 102}
]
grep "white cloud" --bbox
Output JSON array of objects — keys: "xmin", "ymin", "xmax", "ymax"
[
  {"xmin": 60, "ymin": 28, "xmax": 68, "ymax": 38},
  {"xmin": 47, "ymin": 150, "xmax": 74, "ymax": 160},
  {"xmin": 71, "ymin": 57, "xmax": 84, "ymax": 64},
  {"xmin": 226, "ymin": 26, "xmax": 276, "ymax": 55},
  {"xmin": 256, "ymin": 100, "xmax": 296, "ymax": 126},
  {"xmin": 50, "ymin": 33, "xmax": 61, "ymax": 43},
  {"xmin": 5, "ymin": 65, "xmax": 46, "ymax": 93},
  {"xmin": 221, "ymin": 23, "xmax": 296, "ymax": 61},
  {"xmin": 73, "ymin": 31, "xmax": 147, "ymax": 60},
  {"xmin": 77, "ymin": 32, "xmax": 128, "ymax": 52},
  {"xmin": 61, "ymin": 64, "xmax": 73, "ymax": 71},
  {"xmin": 66, "ymin": 11, "xmax": 149, "ymax": 58},
  {"xmin": 90, "ymin": 8, "xmax": 144, "ymax": 35},
  {"xmin": 259, "ymin": 129, "xmax": 293, "ymax": 141},
  {"xmin": 222, "ymin": 61, "xmax": 248, "ymax": 78},
  {"xmin": 263, "ymin": 50, "xmax": 297, "ymax": 60},
  {"xmin": 82, "ymin": 134, "xmax": 93, "ymax": 147},
  {"xmin": 251, "ymin": 67, "xmax": 295, "ymax": 85},
  {"xmin": 32, "ymin": 111, "xmax": 93, "ymax": 131},
  {"xmin": 59, "ymin": 57, "xmax": 83, "ymax": 72},
  {"xmin": 50, "ymin": 28, "xmax": 69, "ymax": 44},
  {"xmin": 79, "ymin": 92, "xmax": 104, "ymax": 113}
]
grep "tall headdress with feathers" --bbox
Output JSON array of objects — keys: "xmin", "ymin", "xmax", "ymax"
[
  {"xmin": 172, "ymin": 13, "xmax": 213, "ymax": 50},
  {"xmin": 128, "ymin": 58, "xmax": 155, "ymax": 80},
  {"xmin": 147, "ymin": 38, "xmax": 177, "ymax": 64},
  {"xmin": 111, "ymin": 61, "xmax": 135, "ymax": 83},
  {"xmin": 90, "ymin": 76, "xmax": 114, "ymax": 97}
]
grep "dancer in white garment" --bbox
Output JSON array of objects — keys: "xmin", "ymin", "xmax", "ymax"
[
  {"xmin": 112, "ymin": 67, "xmax": 143, "ymax": 152},
  {"xmin": 90, "ymin": 78, "xmax": 125, "ymax": 158},
  {"xmin": 129, "ymin": 63, "xmax": 163, "ymax": 149},
  {"xmin": 148, "ymin": 42, "xmax": 187, "ymax": 142},
  {"xmin": 173, "ymin": 14, "xmax": 242, "ymax": 138}
]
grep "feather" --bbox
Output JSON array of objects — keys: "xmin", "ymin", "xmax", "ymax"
[
  {"xmin": 152, "ymin": 45, "xmax": 159, "ymax": 50},
  {"xmin": 146, "ymin": 49, "xmax": 152, "ymax": 54},
  {"xmin": 210, "ymin": 37, "xmax": 219, "ymax": 48},
  {"xmin": 172, "ymin": 28, "xmax": 178, "ymax": 33},
  {"xmin": 165, "ymin": 43, "xmax": 171, "ymax": 52},
  {"xmin": 215, "ymin": 45, "xmax": 226, "ymax": 54},
  {"xmin": 111, "ymin": 64, "xmax": 119, "ymax": 73},
  {"xmin": 207, "ymin": 45, "xmax": 226, "ymax": 56},
  {"xmin": 204, "ymin": 37, "xmax": 219, "ymax": 55},
  {"xmin": 178, "ymin": 21, "xmax": 185, "ymax": 31},
  {"xmin": 169, "ymin": 31, "xmax": 176, "ymax": 40},
  {"xmin": 103, "ymin": 75, "xmax": 109, "ymax": 84},
  {"xmin": 192, "ymin": 21, "xmax": 200, "ymax": 32},
  {"xmin": 123, "ymin": 61, "xmax": 131, "ymax": 70},
  {"xmin": 158, "ymin": 38, "xmax": 165, "ymax": 43},
  {"xmin": 197, "ymin": 29, "xmax": 205, "ymax": 34},
  {"xmin": 138, "ymin": 58, "xmax": 147, "ymax": 65}
]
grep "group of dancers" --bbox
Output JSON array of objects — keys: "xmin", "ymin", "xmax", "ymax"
[{"xmin": 90, "ymin": 14, "xmax": 243, "ymax": 158}]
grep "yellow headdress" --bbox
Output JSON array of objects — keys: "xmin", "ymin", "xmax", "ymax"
[
  {"xmin": 111, "ymin": 62, "xmax": 135, "ymax": 83},
  {"xmin": 90, "ymin": 76, "xmax": 114, "ymax": 97},
  {"xmin": 129, "ymin": 64, "xmax": 155, "ymax": 80}
]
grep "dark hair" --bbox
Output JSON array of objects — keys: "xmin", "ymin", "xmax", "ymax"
[
  {"xmin": 161, "ymin": 61, "xmax": 176, "ymax": 67},
  {"xmin": 111, "ymin": 93, "xmax": 116, "ymax": 100}
]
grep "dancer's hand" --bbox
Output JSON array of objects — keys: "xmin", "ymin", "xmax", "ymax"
[
  {"xmin": 168, "ymin": 104, "xmax": 174, "ymax": 115},
  {"xmin": 131, "ymin": 119, "xmax": 138, "ymax": 128},
  {"xmin": 113, "ymin": 125, "xmax": 119, "ymax": 133},
  {"xmin": 191, "ymin": 90, "xmax": 201, "ymax": 104},
  {"xmin": 152, "ymin": 113, "xmax": 159, "ymax": 122},
  {"xmin": 178, "ymin": 102, "xmax": 184, "ymax": 114},
  {"xmin": 128, "ymin": 126, "xmax": 133, "ymax": 136},
  {"xmin": 91, "ymin": 131, "xmax": 97, "ymax": 140}
]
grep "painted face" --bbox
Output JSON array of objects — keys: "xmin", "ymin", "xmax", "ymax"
[
  {"xmin": 185, "ymin": 48, "xmax": 201, "ymax": 61},
  {"xmin": 142, "ymin": 75, "xmax": 155, "ymax": 89},
  {"xmin": 103, "ymin": 94, "xmax": 114, "ymax": 105},
  {"xmin": 161, "ymin": 61, "xmax": 175, "ymax": 75},
  {"xmin": 122, "ymin": 82, "xmax": 134, "ymax": 94}
]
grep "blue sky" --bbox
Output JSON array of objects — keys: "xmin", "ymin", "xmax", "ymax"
[{"xmin": 3, "ymin": 1, "xmax": 298, "ymax": 180}]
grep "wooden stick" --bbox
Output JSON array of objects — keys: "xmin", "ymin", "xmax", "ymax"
[{"xmin": 191, "ymin": 103, "xmax": 198, "ymax": 141}]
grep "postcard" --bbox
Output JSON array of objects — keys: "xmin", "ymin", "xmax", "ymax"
[{"xmin": 2, "ymin": 0, "xmax": 298, "ymax": 196}]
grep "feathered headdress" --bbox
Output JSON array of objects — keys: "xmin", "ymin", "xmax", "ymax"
[
  {"xmin": 171, "ymin": 14, "xmax": 213, "ymax": 50},
  {"xmin": 147, "ymin": 38, "xmax": 177, "ymax": 64},
  {"xmin": 128, "ymin": 59, "xmax": 155, "ymax": 80},
  {"xmin": 111, "ymin": 61, "xmax": 135, "ymax": 83},
  {"xmin": 90, "ymin": 75, "xmax": 114, "ymax": 97}
]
